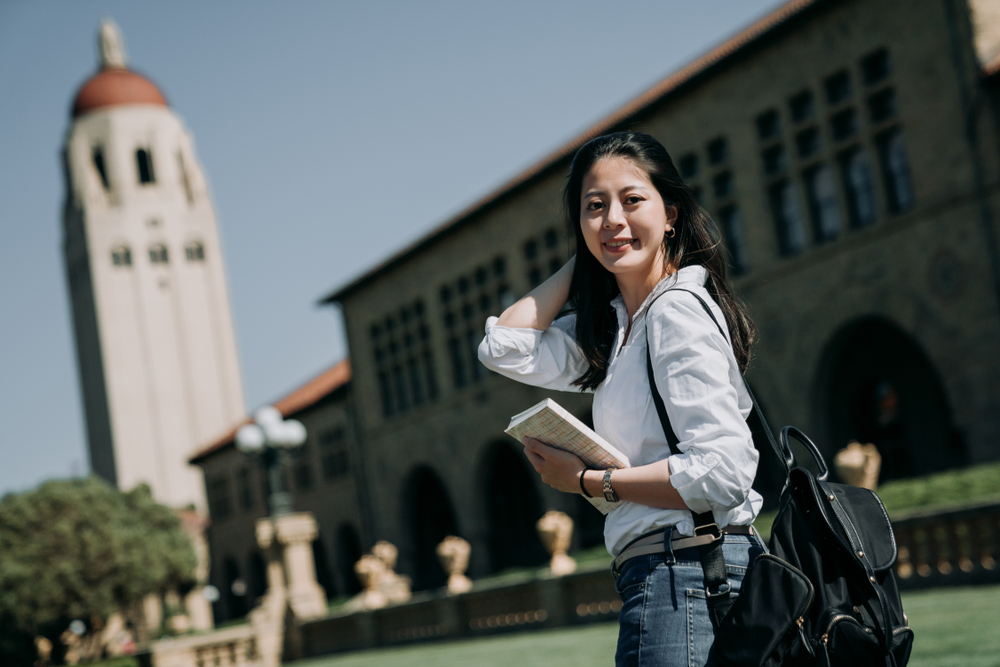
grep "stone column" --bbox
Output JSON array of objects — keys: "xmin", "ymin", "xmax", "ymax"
[
  {"xmin": 178, "ymin": 510, "xmax": 214, "ymax": 631},
  {"xmin": 252, "ymin": 518, "xmax": 288, "ymax": 667},
  {"xmin": 274, "ymin": 513, "xmax": 328, "ymax": 619}
]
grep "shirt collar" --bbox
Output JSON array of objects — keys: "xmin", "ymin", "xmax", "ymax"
[{"xmin": 610, "ymin": 265, "xmax": 709, "ymax": 325}]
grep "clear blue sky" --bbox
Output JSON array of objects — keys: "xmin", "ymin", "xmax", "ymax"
[{"xmin": 0, "ymin": 0, "xmax": 787, "ymax": 497}]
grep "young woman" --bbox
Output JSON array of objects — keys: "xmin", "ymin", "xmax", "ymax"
[{"xmin": 478, "ymin": 132, "xmax": 765, "ymax": 666}]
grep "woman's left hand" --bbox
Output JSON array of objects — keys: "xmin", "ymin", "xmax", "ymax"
[{"xmin": 522, "ymin": 437, "xmax": 586, "ymax": 493}]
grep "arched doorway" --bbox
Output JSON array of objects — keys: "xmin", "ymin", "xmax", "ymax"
[
  {"xmin": 818, "ymin": 318, "xmax": 964, "ymax": 481},
  {"xmin": 223, "ymin": 556, "xmax": 247, "ymax": 619},
  {"xmin": 312, "ymin": 535, "xmax": 336, "ymax": 599},
  {"xmin": 405, "ymin": 466, "xmax": 458, "ymax": 591},
  {"xmin": 246, "ymin": 551, "xmax": 267, "ymax": 607},
  {"xmin": 483, "ymin": 443, "xmax": 547, "ymax": 573},
  {"xmin": 335, "ymin": 524, "xmax": 363, "ymax": 596}
]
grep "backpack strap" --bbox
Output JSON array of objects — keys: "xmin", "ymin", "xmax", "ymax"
[{"xmin": 643, "ymin": 287, "xmax": 785, "ymax": 629}]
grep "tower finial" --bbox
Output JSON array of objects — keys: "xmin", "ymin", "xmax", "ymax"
[{"xmin": 99, "ymin": 19, "xmax": 127, "ymax": 69}]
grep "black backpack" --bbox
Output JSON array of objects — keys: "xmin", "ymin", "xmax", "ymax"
[
  {"xmin": 645, "ymin": 289, "xmax": 913, "ymax": 667},
  {"xmin": 708, "ymin": 426, "xmax": 914, "ymax": 667}
]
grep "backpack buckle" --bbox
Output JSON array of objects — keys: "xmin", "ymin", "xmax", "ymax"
[
  {"xmin": 694, "ymin": 522, "xmax": 722, "ymax": 542},
  {"xmin": 706, "ymin": 581, "xmax": 732, "ymax": 599}
]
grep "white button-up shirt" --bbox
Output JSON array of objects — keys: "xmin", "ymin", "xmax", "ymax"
[{"xmin": 478, "ymin": 265, "xmax": 762, "ymax": 556}]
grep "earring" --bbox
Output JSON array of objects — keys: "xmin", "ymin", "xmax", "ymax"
[{"xmin": 665, "ymin": 227, "xmax": 676, "ymax": 239}]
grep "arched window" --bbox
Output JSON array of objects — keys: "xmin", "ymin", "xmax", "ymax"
[
  {"xmin": 92, "ymin": 146, "xmax": 110, "ymax": 190},
  {"xmin": 136, "ymin": 147, "xmax": 155, "ymax": 185},
  {"xmin": 185, "ymin": 241, "xmax": 205, "ymax": 261},
  {"xmin": 149, "ymin": 244, "xmax": 168, "ymax": 264},
  {"xmin": 111, "ymin": 245, "xmax": 131, "ymax": 267}
]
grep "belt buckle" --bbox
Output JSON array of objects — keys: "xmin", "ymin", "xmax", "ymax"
[{"xmin": 694, "ymin": 522, "xmax": 722, "ymax": 543}]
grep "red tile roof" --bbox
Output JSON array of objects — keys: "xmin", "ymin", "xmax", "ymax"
[
  {"xmin": 189, "ymin": 360, "xmax": 351, "ymax": 464},
  {"xmin": 320, "ymin": 0, "xmax": 824, "ymax": 304}
]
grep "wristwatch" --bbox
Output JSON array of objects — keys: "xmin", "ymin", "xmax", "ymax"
[{"xmin": 603, "ymin": 468, "xmax": 619, "ymax": 503}]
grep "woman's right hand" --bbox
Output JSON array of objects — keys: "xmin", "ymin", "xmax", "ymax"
[{"xmin": 495, "ymin": 255, "xmax": 575, "ymax": 331}]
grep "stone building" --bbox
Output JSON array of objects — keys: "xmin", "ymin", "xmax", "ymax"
[
  {"xmin": 194, "ymin": 0, "xmax": 1000, "ymax": 619},
  {"xmin": 318, "ymin": 0, "xmax": 1000, "ymax": 586},
  {"xmin": 63, "ymin": 21, "xmax": 245, "ymax": 509}
]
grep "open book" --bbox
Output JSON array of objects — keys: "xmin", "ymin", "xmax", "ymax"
[{"xmin": 505, "ymin": 398, "xmax": 631, "ymax": 514}]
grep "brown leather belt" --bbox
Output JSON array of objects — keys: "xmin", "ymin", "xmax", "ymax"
[{"xmin": 612, "ymin": 525, "xmax": 755, "ymax": 573}]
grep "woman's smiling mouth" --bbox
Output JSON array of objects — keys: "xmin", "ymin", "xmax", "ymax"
[{"xmin": 604, "ymin": 238, "xmax": 636, "ymax": 251}]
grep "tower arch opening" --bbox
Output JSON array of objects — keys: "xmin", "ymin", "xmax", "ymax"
[
  {"xmin": 404, "ymin": 466, "xmax": 458, "ymax": 591},
  {"xmin": 815, "ymin": 317, "xmax": 964, "ymax": 481}
]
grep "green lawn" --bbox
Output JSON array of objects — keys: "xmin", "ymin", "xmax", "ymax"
[{"xmin": 288, "ymin": 584, "xmax": 1000, "ymax": 667}]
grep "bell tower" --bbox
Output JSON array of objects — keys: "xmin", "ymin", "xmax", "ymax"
[{"xmin": 63, "ymin": 20, "xmax": 245, "ymax": 509}]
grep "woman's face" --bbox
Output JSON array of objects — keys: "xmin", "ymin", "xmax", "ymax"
[{"xmin": 580, "ymin": 157, "xmax": 677, "ymax": 286}]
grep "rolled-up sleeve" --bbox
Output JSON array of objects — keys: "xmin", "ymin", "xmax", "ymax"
[
  {"xmin": 478, "ymin": 314, "xmax": 590, "ymax": 392},
  {"xmin": 647, "ymin": 295, "xmax": 758, "ymax": 514}
]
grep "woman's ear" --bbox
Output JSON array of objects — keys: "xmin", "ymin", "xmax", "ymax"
[{"xmin": 665, "ymin": 204, "xmax": 679, "ymax": 226}]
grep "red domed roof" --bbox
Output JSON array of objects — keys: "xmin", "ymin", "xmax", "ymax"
[{"xmin": 72, "ymin": 66, "xmax": 167, "ymax": 118}]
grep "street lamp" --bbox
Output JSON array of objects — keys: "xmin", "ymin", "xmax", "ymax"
[{"xmin": 235, "ymin": 406, "xmax": 307, "ymax": 518}]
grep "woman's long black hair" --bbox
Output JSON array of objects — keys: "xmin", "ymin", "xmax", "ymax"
[{"xmin": 564, "ymin": 131, "xmax": 755, "ymax": 390}]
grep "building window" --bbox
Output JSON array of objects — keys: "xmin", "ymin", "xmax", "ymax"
[
  {"xmin": 319, "ymin": 427, "xmax": 350, "ymax": 481},
  {"xmin": 868, "ymin": 88, "xmax": 897, "ymax": 124},
  {"xmin": 804, "ymin": 164, "xmax": 842, "ymax": 243},
  {"xmin": 839, "ymin": 147, "xmax": 877, "ymax": 228},
  {"xmin": 441, "ymin": 256, "xmax": 510, "ymax": 390},
  {"xmin": 862, "ymin": 48, "xmax": 891, "ymax": 85},
  {"xmin": 719, "ymin": 205, "xmax": 749, "ymax": 275},
  {"xmin": 136, "ymin": 147, "xmax": 156, "ymax": 185},
  {"xmin": 795, "ymin": 127, "xmax": 821, "ymax": 158},
  {"xmin": 237, "ymin": 467, "xmax": 253, "ymax": 510},
  {"xmin": 762, "ymin": 145, "xmax": 787, "ymax": 176},
  {"xmin": 111, "ymin": 245, "xmax": 132, "ymax": 267},
  {"xmin": 92, "ymin": 146, "xmax": 110, "ymax": 190},
  {"xmin": 824, "ymin": 70, "xmax": 852, "ymax": 105},
  {"xmin": 830, "ymin": 108, "xmax": 858, "ymax": 142},
  {"xmin": 371, "ymin": 299, "xmax": 438, "ymax": 417},
  {"xmin": 524, "ymin": 227, "xmax": 564, "ymax": 288},
  {"xmin": 756, "ymin": 109, "xmax": 781, "ymax": 141},
  {"xmin": 707, "ymin": 137, "xmax": 728, "ymax": 166},
  {"xmin": 149, "ymin": 244, "xmax": 168, "ymax": 264},
  {"xmin": 790, "ymin": 90, "xmax": 815, "ymax": 123},
  {"xmin": 712, "ymin": 171, "xmax": 734, "ymax": 199},
  {"xmin": 294, "ymin": 447, "xmax": 314, "ymax": 492},
  {"xmin": 877, "ymin": 128, "xmax": 915, "ymax": 214},
  {"xmin": 208, "ymin": 475, "xmax": 232, "ymax": 521},
  {"xmin": 679, "ymin": 153, "xmax": 698, "ymax": 179},
  {"xmin": 185, "ymin": 241, "xmax": 205, "ymax": 261},
  {"xmin": 770, "ymin": 180, "xmax": 806, "ymax": 256}
]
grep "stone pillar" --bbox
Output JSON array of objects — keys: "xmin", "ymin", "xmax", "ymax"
[
  {"xmin": 274, "ymin": 513, "xmax": 328, "ymax": 620},
  {"xmin": 177, "ymin": 510, "xmax": 214, "ymax": 631},
  {"xmin": 252, "ymin": 518, "xmax": 288, "ymax": 667}
]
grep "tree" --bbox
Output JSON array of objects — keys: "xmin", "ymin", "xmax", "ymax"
[{"xmin": 0, "ymin": 477, "xmax": 197, "ymax": 665}]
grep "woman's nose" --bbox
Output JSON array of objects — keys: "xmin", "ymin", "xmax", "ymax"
[{"xmin": 605, "ymin": 202, "xmax": 626, "ymax": 227}]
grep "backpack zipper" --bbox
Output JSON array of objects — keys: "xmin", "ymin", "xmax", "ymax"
[{"xmin": 819, "ymin": 614, "xmax": 871, "ymax": 645}]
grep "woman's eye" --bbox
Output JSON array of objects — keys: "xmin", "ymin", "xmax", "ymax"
[
  {"xmin": 586, "ymin": 200, "xmax": 604, "ymax": 211},
  {"xmin": 625, "ymin": 195, "xmax": 643, "ymax": 205}
]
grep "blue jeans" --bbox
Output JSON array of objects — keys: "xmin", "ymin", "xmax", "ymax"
[{"xmin": 613, "ymin": 529, "xmax": 766, "ymax": 667}]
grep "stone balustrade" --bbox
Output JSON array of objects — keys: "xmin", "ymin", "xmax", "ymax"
[
  {"xmin": 891, "ymin": 498, "xmax": 1000, "ymax": 589},
  {"xmin": 298, "ymin": 565, "xmax": 621, "ymax": 657}
]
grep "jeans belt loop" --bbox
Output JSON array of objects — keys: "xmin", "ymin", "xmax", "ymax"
[{"xmin": 662, "ymin": 525, "xmax": 676, "ymax": 565}]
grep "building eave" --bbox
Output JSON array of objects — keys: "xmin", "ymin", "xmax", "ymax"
[{"xmin": 189, "ymin": 360, "xmax": 351, "ymax": 465}]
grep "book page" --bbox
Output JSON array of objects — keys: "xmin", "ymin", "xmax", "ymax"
[{"xmin": 505, "ymin": 398, "xmax": 631, "ymax": 514}]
